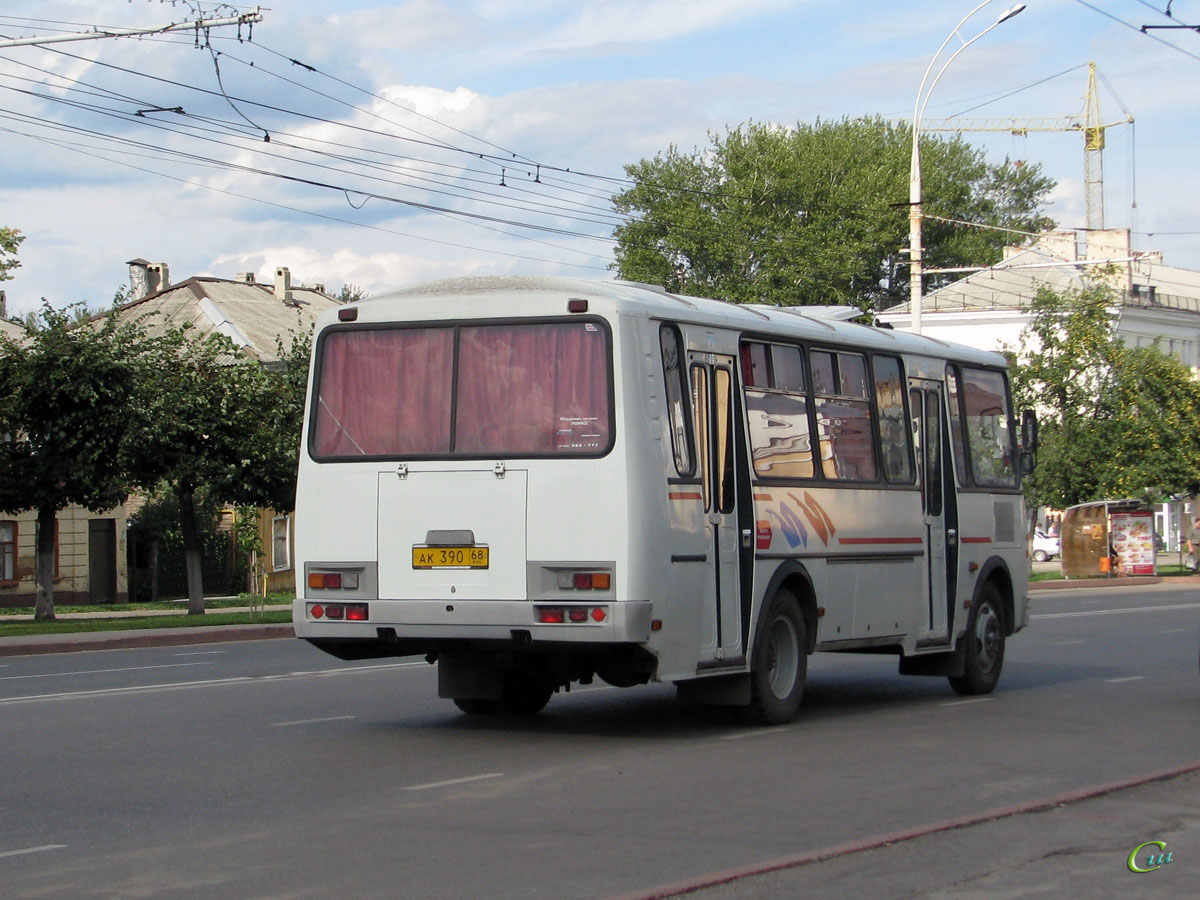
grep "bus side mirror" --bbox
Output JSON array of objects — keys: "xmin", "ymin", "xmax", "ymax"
[
  {"xmin": 1021, "ymin": 409, "xmax": 1039, "ymax": 452},
  {"xmin": 1020, "ymin": 409, "xmax": 1038, "ymax": 475}
]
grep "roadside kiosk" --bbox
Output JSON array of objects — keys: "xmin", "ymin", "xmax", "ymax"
[{"xmin": 1061, "ymin": 499, "xmax": 1156, "ymax": 578}]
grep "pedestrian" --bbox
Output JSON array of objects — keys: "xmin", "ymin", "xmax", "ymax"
[{"xmin": 1187, "ymin": 517, "xmax": 1200, "ymax": 572}]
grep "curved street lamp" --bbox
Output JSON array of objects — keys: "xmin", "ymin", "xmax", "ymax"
[{"xmin": 908, "ymin": 2, "xmax": 1026, "ymax": 334}]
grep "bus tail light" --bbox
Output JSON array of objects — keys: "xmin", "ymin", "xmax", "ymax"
[
  {"xmin": 554, "ymin": 569, "xmax": 612, "ymax": 590},
  {"xmin": 308, "ymin": 570, "xmax": 360, "ymax": 590},
  {"xmin": 536, "ymin": 605, "xmax": 608, "ymax": 624},
  {"xmin": 307, "ymin": 602, "xmax": 369, "ymax": 621}
]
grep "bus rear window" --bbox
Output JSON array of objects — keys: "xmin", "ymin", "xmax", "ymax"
[{"xmin": 311, "ymin": 321, "xmax": 611, "ymax": 459}]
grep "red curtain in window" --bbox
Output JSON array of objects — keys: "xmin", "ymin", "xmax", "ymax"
[
  {"xmin": 312, "ymin": 329, "xmax": 453, "ymax": 456},
  {"xmin": 455, "ymin": 323, "xmax": 609, "ymax": 455}
]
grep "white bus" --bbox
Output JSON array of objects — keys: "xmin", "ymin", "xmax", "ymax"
[{"xmin": 294, "ymin": 276, "xmax": 1036, "ymax": 724}]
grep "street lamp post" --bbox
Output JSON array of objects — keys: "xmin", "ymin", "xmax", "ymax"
[{"xmin": 908, "ymin": 2, "xmax": 1026, "ymax": 334}]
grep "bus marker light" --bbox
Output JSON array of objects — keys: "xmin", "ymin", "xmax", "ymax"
[
  {"xmin": 591, "ymin": 572, "xmax": 611, "ymax": 590},
  {"xmin": 568, "ymin": 299, "xmax": 588, "ymax": 313},
  {"xmin": 338, "ymin": 307, "xmax": 358, "ymax": 321},
  {"xmin": 309, "ymin": 604, "xmax": 324, "ymax": 619},
  {"xmin": 346, "ymin": 603, "xmax": 369, "ymax": 621},
  {"xmin": 591, "ymin": 607, "xmax": 606, "ymax": 622},
  {"xmin": 568, "ymin": 608, "xmax": 588, "ymax": 623},
  {"xmin": 537, "ymin": 607, "xmax": 565, "ymax": 624},
  {"xmin": 325, "ymin": 604, "xmax": 345, "ymax": 619},
  {"xmin": 325, "ymin": 573, "xmax": 343, "ymax": 589},
  {"xmin": 651, "ymin": 619, "xmax": 663, "ymax": 631},
  {"xmin": 573, "ymin": 573, "xmax": 593, "ymax": 589}
]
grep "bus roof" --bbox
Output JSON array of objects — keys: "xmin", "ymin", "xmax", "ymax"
[{"xmin": 350, "ymin": 275, "xmax": 1009, "ymax": 368}]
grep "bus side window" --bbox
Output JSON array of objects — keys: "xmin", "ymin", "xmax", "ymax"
[
  {"xmin": 660, "ymin": 324, "xmax": 694, "ymax": 476},
  {"xmin": 813, "ymin": 349, "xmax": 878, "ymax": 482},
  {"xmin": 873, "ymin": 355, "xmax": 913, "ymax": 483},
  {"xmin": 742, "ymin": 340, "xmax": 814, "ymax": 480}
]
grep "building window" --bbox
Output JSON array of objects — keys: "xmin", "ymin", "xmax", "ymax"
[
  {"xmin": 272, "ymin": 515, "xmax": 291, "ymax": 572},
  {"xmin": 1, "ymin": 521, "xmax": 15, "ymax": 582}
]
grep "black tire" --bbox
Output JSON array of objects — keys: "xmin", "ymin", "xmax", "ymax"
[
  {"xmin": 948, "ymin": 583, "xmax": 1006, "ymax": 695},
  {"xmin": 742, "ymin": 589, "xmax": 807, "ymax": 725},
  {"xmin": 453, "ymin": 698, "xmax": 498, "ymax": 715},
  {"xmin": 496, "ymin": 668, "xmax": 553, "ymax": 715}
]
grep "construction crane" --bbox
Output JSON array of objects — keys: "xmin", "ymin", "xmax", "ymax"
[{"xmin": 918, "ymin": 62, "xmax": 1133, "ymax": 231}]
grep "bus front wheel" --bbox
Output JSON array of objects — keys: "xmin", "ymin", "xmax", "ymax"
[
  {"xmin": 742, "ymin": 589, "xmax": 807, "ymax": 725},
  {"xmin": 948, "ymin": 584, "xmax": 1006, "ymax": 695}
]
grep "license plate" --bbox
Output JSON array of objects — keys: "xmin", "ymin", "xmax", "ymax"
[{"xmin": 412, "ymin": 546, "xmax": 489, "ymax": 569}]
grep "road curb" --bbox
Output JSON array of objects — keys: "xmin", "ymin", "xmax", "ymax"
[
  {"xmin": 1030, "ymin": 576, "xmax": 1164, "ymax": 591},
  {"xmin": 0, "ymin": 624, "xmax": 294, "ymax": 657}
]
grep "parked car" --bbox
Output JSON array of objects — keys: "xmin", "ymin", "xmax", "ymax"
[{"xmin": 1032, "ymin": 530, "xmax": 1060, "ymax": 562}]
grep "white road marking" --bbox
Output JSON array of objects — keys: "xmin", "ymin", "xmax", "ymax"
[
  {"xmin": 721, "ymin": 727, "xmax": 791, "ymax": 741},
  {"xmin": 0, "ymin": 661, "xmax": 419, "ymax": 706},
  {"xmin": 1053, "ymin": 640, "xmax": 1086, "ymax": 646},
  {"xmin": 941, "ymin": 698, "xmax": 992, "ymax": 707},
  {"xmin": 173, "ymin": 650, "xmax": 227, "ymax": 656},
  {"xmin": 0, "ymin": 844, "xmax": 67, "ymax": 859},
  {"xmin": 1106, "ymin": 676, "xmax": 1145, "ymax": 684},
  {"xmin": 1034, "ymin": 602, "xmax": 1200, "ymax": 619},
  {"xmin": 403, "ymin": 773, "xmax": 503, "ymax": 792},
  {"xmin": 0, "ymin": 662, "xmax": 213, "ymax": 682},
  {"xmin": 272, "ymin": 715, "xmax": 357, "ymax": 727}
]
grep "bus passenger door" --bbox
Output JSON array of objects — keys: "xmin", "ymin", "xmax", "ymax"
[
  {"xmin": 690, "ymin": 354, "xmax": 749, "ymax": 665},
  {"xmin": 909, "ymin": 381, "xmax": 958, "ymax": 642}
]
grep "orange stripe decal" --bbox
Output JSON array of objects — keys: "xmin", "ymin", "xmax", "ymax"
[{"xmin": 668, "ymin": 491, "xmax": 704, "ymax": 500}]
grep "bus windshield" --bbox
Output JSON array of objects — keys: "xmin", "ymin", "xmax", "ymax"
[{"xmin": 310, "ymin": 320, "xmax": 611, "ymax": 459}]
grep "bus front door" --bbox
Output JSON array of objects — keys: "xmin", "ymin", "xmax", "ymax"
[
  {"xmin": 909, "ymin": 381, "xmax": 959, "ymax": 643},
  {"xmin": 690, "ymin": 354, "xmax": 749, "ymax": 666}
]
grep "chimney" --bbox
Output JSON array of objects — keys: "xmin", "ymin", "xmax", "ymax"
[
  {"xmin": 274, "ymin": 266, "xmax": 294, "ymax": 304},
  {"xmin": 127, "ymin": 259, "xmax": 150, "ymax": 299},
  {"xmin": 234, "ymin": 272, "xmax": 256, "ymax": 284},
  {"xmin": 147, "ymin": 262, "xmax": 170, "ymax": 294}
]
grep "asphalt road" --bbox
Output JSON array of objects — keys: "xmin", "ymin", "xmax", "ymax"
[{"xmin": 0, "ymin": 581, "xmax": 1196, "ymax": 899}]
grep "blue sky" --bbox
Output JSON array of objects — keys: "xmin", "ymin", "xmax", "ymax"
[{"xmin": 1, "ymin": 0, "xmax": 1198, "ymax": 314}]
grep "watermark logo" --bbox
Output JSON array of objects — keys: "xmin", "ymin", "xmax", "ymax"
[{"xmin": 1128, "ymin": 840, "xmax": 1173, "ymax": 873}]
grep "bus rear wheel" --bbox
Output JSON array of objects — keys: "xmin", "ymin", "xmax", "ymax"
[
  {"xmin": 949, "ymin": 584, "xmax": 1006, "ymax": 695},
  {"xmin": 742, "ymin": 589, "xmax": 807, "ymax": 725},
  {"xmin": 497, "ymin": 668, "xmax": 553, "ymax": 715}
]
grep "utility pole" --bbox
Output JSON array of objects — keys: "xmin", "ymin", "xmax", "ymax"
[{"xmin": 0, "ymin": 7, "xmax": 263, "ymax": 50}]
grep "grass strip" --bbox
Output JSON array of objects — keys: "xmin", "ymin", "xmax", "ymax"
[{"xmin": 0, "ymin": 610, "xmax": 292, "ymax": 638}]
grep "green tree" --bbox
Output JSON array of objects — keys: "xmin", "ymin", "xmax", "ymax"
[
  {"xmin": 0, "ymin": 304, "xmax": 158, "ymax": 619},
  {"xmin": 338, "ymin": 283, "xmax": 368, "ymax": 303},
  {"xmin": 1010, "ymin": 282, "xmax": 1200, "ymax": 509},
  {"xmin": 0, "ymin": 226, "xmax": 23, "ymax": 283},
  {"xmin": 611, "ymin": 118, "xmax": 1055, "ymax": 310},
  {"xmin": 131, "ymin": 328, "xmax": 311, "ymax": 614}
]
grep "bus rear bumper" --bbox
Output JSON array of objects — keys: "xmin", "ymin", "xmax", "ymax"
[{"xmin": 292, "ymin": 598, "xmax": 654, "ymax": 646}]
